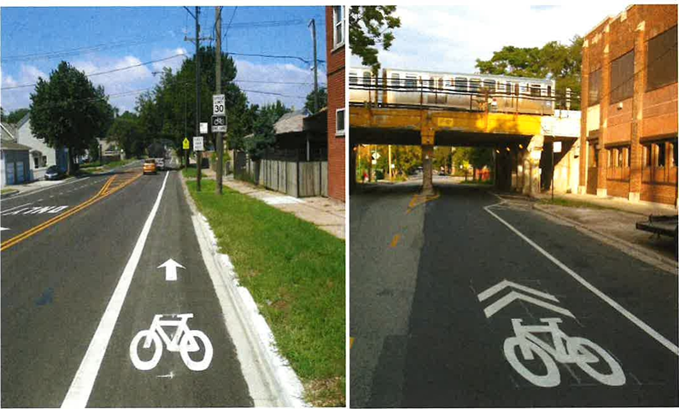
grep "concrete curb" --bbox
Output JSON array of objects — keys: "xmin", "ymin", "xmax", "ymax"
[
  {"xmin": 532, "ymin": 203, "xmax": 678, "ymax": 275},
  {"xmin": 178, "ymin": 172, "xmax": 307, "ymax": 407}
]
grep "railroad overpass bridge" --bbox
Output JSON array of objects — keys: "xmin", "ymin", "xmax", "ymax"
[{"xmin": 350, "ymin": 105, "xmax": 580, "ymax": 195}]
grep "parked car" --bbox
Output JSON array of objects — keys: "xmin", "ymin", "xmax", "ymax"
[
  {"xmin": 143, "ymin": 159, "xmax": 157, "ymax": 175},
  {"xmin": 44, "ymin": 166, "xmax": 65, "ymax": 181}
]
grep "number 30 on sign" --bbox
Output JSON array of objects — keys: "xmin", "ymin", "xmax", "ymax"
[{"xmin": 213, "ymin": 94, "xmax": 225, "ymax": 115}]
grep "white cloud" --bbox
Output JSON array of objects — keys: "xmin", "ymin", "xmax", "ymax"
[
  {"xmin": 234, "ymin": 59, "xmax": 326, "ymax": 109},
  {"xmin": 151, "ymin": 47, "xmax": 188, "ymax": 74},
  {"xmin": 351, "ymin": 3, "xmax": 630, "ymax": 74},
  {"xmin": 1, "ymin": 64, "xmax": 48, "ymax": 111}
]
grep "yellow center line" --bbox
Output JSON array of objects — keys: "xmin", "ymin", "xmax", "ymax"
[
  {"xmin": 1, "ymin": 172, "xmax": 142, "ymax": 251},
  {"xmin": 350, "ymin": 337, "xmax": 354, "ymax": 349},
  {"xmin": 405, "ymin": 191, "xmax": 441, "ymax": 214},
  {"xmin": 390, "ymin": 234, "xmax": 401, "ymax": 248}
]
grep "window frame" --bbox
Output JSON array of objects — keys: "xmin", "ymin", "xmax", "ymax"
[
  {"xmin": 335, "ymin": 108, "xmax": 345, "ymax": 137},
  {"xmin": 332, "ymin": 6, "xmax": 345, "ymax": 49}
]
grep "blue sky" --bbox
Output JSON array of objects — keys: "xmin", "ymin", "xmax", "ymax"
[
  {"xmin": 2, "ymin": 6, "xmax": 327, "ymax": 113},
  {"xmin": 350, "ymin": 3, "xmax": 631, "ymax": 74}
]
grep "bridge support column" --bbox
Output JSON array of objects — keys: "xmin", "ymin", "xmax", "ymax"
[
  {"xmin": 349, "ymin": 142, "xmax": 357, "ymax": 195},
  {"xmin": 421, "ymin": 127, "xmax": 435, "ymax": 196},
  {"xmin": 521, "ymin": 134, "xmax": 544, "ymax": 197}
]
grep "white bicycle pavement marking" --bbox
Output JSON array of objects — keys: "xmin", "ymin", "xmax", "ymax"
[
  {"xmin": 484, "ymin": 201, "xmax": 679, "ymax": 356},
  {"xmin": 61, "ymin": 171, "xmax": 170, "ymax": 408},
  {"xmin": 129, "ymin": 314, "xmax": 213, "ymax": 371}
]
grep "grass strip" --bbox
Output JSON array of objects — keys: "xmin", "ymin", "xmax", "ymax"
[
  {"xmin": 538, "ymin": 197, "xmax": 611, "ymax": 210},
  {"xmin": 185, "ymin": 179, "xmax": 345, "ymax": 407}
]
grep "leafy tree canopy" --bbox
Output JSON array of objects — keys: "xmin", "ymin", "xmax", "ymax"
[
  {"xmin": 245, "ymin": 101, "xmax": 291, "ymax": 160},
  {"xmin": 29, "ymin": 61, "xmax": 115, "ymax": 174},
  {"xmin": 349, "ymin": 6, "xmax": 401, "ymax": 74},
  {"xmin": 305, "ymin": 87, "xmax": 327, "ymax": 114},
  {"xmin": 4, "ymin": 108, "xmax": 30, "ymax": 124},
  {"xmin": 475, "ymin": 36, "xmax": 583, "ymax": 109}
]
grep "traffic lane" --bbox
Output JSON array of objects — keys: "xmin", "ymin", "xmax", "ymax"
[
  {"xmin": 490, "ymin": 201, "xmax": 678, "ymax": 347},
  {"xmin": 1, "ymin": 172, "xmax": 161, "ymax": 408},
  {"xmin": 88, "ymin": 171, "xmax": 253, "ymax": 407},
  {"xmin": 399, "ymin": 187, "xmax": 678, "ymax": 407},
  {"xmin": 350, "ymin": 183, "xmax": 426, "ymax": 408},
  {"xmin": 0, "ymin": 175, "xmax": 112, "ymax": 241}
]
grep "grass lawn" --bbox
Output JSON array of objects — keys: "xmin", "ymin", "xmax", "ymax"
[
  {"xmin": 79, "ymin": 158, "xmax": 138, "ymax": 174},
  {"xmin": 182, "ymin": 166, "xmax": 206, "ymax": 178},
  {"xmin": 1, "ymin": 188, "xmax": 18, "ymax": 195},
  {"xmin": 185, "ymin": 179, "xmax": 345, "ymax": 407},
  {"xmin": 538, "ymin": 197, "xmax": 610, "ymax": 210}
]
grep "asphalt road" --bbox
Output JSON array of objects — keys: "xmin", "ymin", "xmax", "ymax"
[
  {"xmin": 1, "ymin": 164, "xmax": 253, "ymax": 407},
  {"xmin": 350, "ymin": 181, "xmax": 678, "ymax": 407}
]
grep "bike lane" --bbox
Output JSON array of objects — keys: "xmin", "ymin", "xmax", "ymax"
[
  {"xmin": 397, "ymin": 188, "xmax": 678, "ymax": 407},
  {"xmin": 85, "ymin": 172, "xmax": 253, "ymax": 407}
]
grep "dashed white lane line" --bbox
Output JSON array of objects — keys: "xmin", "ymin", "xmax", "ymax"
[
  {"xmin": 484, "ymin": 201, "xmax": 679, "ymax": 356},
  {"xmin": 61, "ymin": 171, "xmax": 170, "ymax": 408}
]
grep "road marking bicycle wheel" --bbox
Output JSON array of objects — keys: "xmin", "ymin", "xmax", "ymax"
[
  {"xmin": 130, "ymin": 330, "xmax": 163, "ymax": 371},
  {"xmin": 504, "ymin": 337, "xmax": 560, "ymax": 388}
]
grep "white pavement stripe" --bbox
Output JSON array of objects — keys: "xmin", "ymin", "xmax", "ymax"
[
  {"xmin": 0, "ymin": 201, "xmax": 34, "ymax": 214},
  {"xmin": 61, "ymin": 171, "xmax": 170, "ymax": 408},
  {"xmin": 484, "ymin": 203, "xmax": 679, "ymax": 356}
]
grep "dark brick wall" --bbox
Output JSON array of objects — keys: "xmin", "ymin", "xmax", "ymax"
[{"xmin": 325, "ymin": 6, "xmax": 346, "ymax": 202}]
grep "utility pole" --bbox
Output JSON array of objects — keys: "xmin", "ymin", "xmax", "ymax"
[
  {"xmin": 195, "ymin": 6, "xmax": 202, "ymax": 191},
  {"xmin": 309, "ymin": 19, "xmax": 318, "ymax": 113},
  {"xmin": 215, "ymin": 6, "xmax": 223, "ymax": 195}
]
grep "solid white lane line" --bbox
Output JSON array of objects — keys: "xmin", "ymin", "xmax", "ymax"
[
  {"xmin": 484, "ymin": 203, "xmax": 679, "ymax": 356},
  {"xmin": 61, "ymin": 171, "xmax": 170, "ymax": 408}
]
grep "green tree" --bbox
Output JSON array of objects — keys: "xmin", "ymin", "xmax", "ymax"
[
  {"xmin": 107, "ymin": 111, "xmax": 146, "ymax": 158},
  {"xmin": 244, "ymin": 101, "xmax": 290, "ymax": 160},
  {"xmin": 305, "ymin": 87, "xmax": 328, "ymax": 114},
  {"xmin": 29, "ymin": 61, "xmax": 115, "ymax": 175},
  {"xmin": 6, "ymin": 108, "xmax": 30, "ymax": 124},
  {"xmin": 349, "ymin": 6, "xmax": 401, "ymax": 74},
  {"xmin": 475, "ymin": 36, "xmax": 583, "ymax": 110}
]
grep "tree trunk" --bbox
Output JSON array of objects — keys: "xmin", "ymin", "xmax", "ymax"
[{"xmin": 67, "ymin": 147, "xmax": 73, "ymax": 175}]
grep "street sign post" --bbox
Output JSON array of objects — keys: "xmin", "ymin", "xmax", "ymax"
[
  {"xmin": 193, "ymin": 136, "xmax": 204, "ymax": 151},
  {"xmin": 200, "ymin": 122, "xmax": 208, "ymax": 134},
  {"xmin": 213, "ymin": 94, "xmax": 225, "ymax": 116},
  {"xmin": 211, "ymin": 115, "xmax": 227, "ymax": 133}
]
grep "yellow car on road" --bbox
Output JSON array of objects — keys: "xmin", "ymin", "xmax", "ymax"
[{"xmin": 143, "ymin": 159, "xmax": 157, "ymax": 175}]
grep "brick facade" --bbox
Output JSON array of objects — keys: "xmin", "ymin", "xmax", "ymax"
[
  {"xmin": 326, "ymin": 6, "xmax": 346, "ymax": 201},
  {"xmin": 579, "ymin": 5, "xmax": 678, "ymax": 205}
]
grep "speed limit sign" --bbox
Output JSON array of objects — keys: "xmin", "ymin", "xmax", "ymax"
[{"xmin": 213, "ymin": 94, "xmax": 225, "ymax": 116}]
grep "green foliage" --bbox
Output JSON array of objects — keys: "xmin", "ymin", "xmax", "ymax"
[
  {"xmin": 475, "ymin": 36, "xmax": 584, "ymax": 110},
  {"xmin": 349, "ymin": 6, "xmax": 401, "ymax": 74},
  {"xmin": 305, "ymin": 87, "xmax": 328, "ymax": 114},
  {"xmin": 107, "ymin": 111, "xmax": 147, "ymax": 158},
  {"xmin": 5, "ymin": 108, "xmax": 30, "ymax": 124},
  {"xmin": 245, "ymin": 101, "xmax": 290, "ymax": 160},
  {"xmin": 29, "ymin": 61, "xmax": 115, "ymax": 174}
]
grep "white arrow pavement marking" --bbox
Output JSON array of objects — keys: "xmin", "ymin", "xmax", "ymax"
[
  {"xmin": 482, "ymin": 291, "xmax": 575, "ymax": 319},
  {"xmin": 158, "ymin": 259, "xmax": 185, "ymax": 281},
  {"xmin": 477, "ymin": 279, "xmax": 559, "ymax": 303}
]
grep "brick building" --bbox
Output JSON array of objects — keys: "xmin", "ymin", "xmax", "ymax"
[
  {"xmin": 579, "ymin": 4, "xmax": 677, "ymax": 205},
  {"xmin": 325, "ymin": 6, "xmax": 346, "ymax": 201}
]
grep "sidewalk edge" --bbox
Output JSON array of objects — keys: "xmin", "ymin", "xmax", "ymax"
[
  {"xmin": 179, "ymin": 173, "xmax": 307, "ymax": 407},
  {"xmin": 533, "ymin": 203, "xmax": 678, "ymax": 275}
]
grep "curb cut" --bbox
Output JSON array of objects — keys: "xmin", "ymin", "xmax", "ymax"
[
  {"xmin": 533, "ymin": 203, "xmax": 678, "ymax": 275},
  {"xmin": 178, "ymin": 172, "xmax": 307, "ymax": 407}
]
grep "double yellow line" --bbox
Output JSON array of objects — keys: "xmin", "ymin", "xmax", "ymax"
[{"xmin": 1, "ymin": 173, "xmax": 142, "ymax": 252}]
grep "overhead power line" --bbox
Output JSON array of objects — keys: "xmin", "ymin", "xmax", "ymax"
[
  {"xmin": 2, "ymin": 54, "xmax": 187, "ymax": 91},
  {"xmin": 226, "ymin": 51, "xmax": 324, "ymax": 65}
]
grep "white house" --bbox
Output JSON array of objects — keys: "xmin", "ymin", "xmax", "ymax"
[{"xmin": 15, "ymin": 114, "xmax": 68, "ymax": 179}]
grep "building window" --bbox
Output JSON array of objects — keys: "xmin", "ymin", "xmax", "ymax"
[
  {"xmin": 33, "ymin": 156, "xmax": 39, "ymax": 168},
  {"xmin": 349, "ymin": 73, "xmax": 358, "ymax": 85},
  {"xmin": 643, "ymin": 144, "xmax": 652, "ymax": 167},
  {"xmin": 610, "ymin": 50, "xmax": 635, "ymax": 104},
  {"xmin": 647, "ymin": 25, "xmax": 678, "ymax": 91},
  {"xmin": 42, "ymin": 156, "xmax": 47, "ymax": 167},
  {"xmin": 470, "ymin": 79, "xmax": 481, "ymax": 93},
  {"xmin": 530, "ymin": 84, "xmax": 542, "ymax": 97},
  {"xmin": 332, "ymin": 6, "xmax": 344, "ymax": 48},
  {"xmin": 363, "ymin": 71, "xmax": 371, "ymax": 86},
  {"xmin": 483, "ymin": 79, "xmax": 496, "ymax": 93},
  {"xmin": 391, "ymin": 73, "xmax": 400, "ymax": 87},
  {"xmin": 589, "ymin": 68, "xmax": 602, "ymax": 106},
  {"xmin": 336, "ymin": 108, "xmax": 345, "ymax": 137},
  {"xmin": 589, "ymin": 143, "xmax": 598, "ymax": 168},
  {"xmin": 621, "ymin": 147, "xmax": 629, "ymax": 168},
  {"xmin": 672, "ymin": 142, "xmax": 677, "ymax": 167},
  {"xmin": 656, "ymin": 142, "xmax": 666, "ymax": 167}
]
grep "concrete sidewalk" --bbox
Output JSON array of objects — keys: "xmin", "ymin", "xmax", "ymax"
[
  {"xmin": 1, "ymin": 178, "xmax": 73, "ymax": 199},
  {"xmin": 198, "ymin": 168, "xmax": 345, "ymax": 240},
  {"xmin": 504, "ymin": 192, "xmax": 678, "ymax": 272}
]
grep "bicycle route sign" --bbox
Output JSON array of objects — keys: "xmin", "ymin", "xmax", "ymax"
[{"xmin": 477, "ymin": 279, "xmax": 626, "ymax": 388}]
